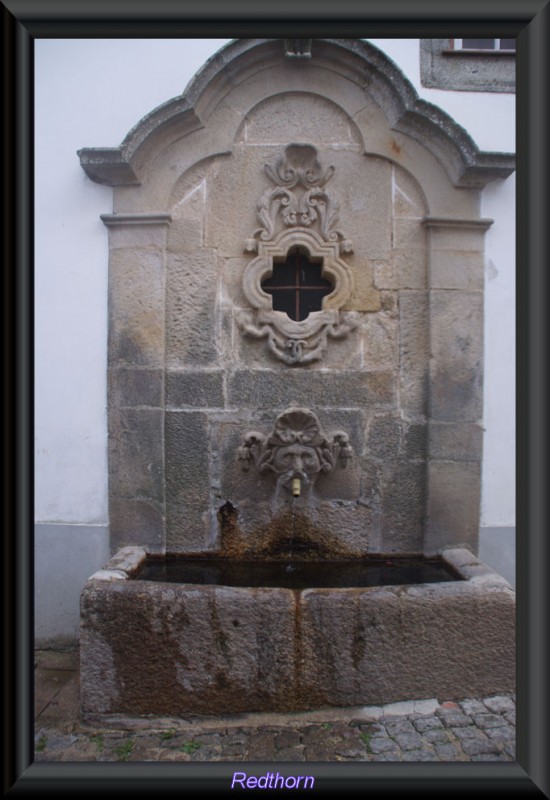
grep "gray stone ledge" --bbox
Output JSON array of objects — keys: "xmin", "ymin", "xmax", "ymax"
[
  {"xmin": 101, "ymin": 213, "xmax": 172, "ymax": 227},
  {"xmin": 87, "ymin": 569, "xmax": 127, "ymax": 582},
  {"xmin": 422, "ymin": 217, "xmax": 493, "ymax": 230},
  {"xmin": 103, "ymin": 545, "xmax": 148, "ymax": 577},
  {"xmin": 439, "ymin": 547, "xmax": 513, "ymax": 590}
]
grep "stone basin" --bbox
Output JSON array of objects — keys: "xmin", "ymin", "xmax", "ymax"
[{"xmin": 80, "ymin": 546, "xmax": 515, "ymax": 718}]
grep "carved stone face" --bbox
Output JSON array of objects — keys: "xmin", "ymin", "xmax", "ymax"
[
  {"xmin": 272, "ymin": 442, "xmax": 322, "ymax": 480},
  {"xmin": 238, "ymin": 408, "xmax": 344, "ymax": 496}
]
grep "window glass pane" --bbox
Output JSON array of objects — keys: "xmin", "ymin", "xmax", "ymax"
[
  {"xmin": 299, "ymin": 262, "xmax": 331, "ymax": 287},
  {"xmin": 461, "ymin": 39, "xmax": 495, "ymax": 50},
  {"xmin": 261, "ymin": 249, "xmax": 333, "ymax": 321},
  {"xmin": 499, "ymin": 39, "xmax": 516, "ymax": 50},
  {"xmin": 300, "ymin": 289, "xmax": 332, "ymax": 320},
  {"xmin": 263, "ymin": 259, "xmax": 296, "ymax": 287}
]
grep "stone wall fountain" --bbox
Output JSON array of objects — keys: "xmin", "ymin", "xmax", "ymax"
[{"xmin": 78, "ymin": 39, "xmax": 515, "ymax": 719}]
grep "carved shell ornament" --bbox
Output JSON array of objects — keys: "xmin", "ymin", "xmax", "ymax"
[{"xmin": 238, "ymin": 144, "xmax": 357, "ymax": 365}]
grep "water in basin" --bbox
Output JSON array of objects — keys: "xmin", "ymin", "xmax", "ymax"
[{"xmin": 136, "ymin": 554, "xmax": 461, "ymax": 590}]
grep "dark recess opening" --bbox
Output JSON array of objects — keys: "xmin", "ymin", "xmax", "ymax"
[{"xmin": 261, "ymin": 247, "xmax": 333, "ymax": 321}]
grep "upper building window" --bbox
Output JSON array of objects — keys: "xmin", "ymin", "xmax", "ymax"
[
  {"xmin": 420, "ymin": 39, "xmax": 515, "ymax": 93},
  {"xmin": 452, "ymin": 38, "xmax": 516, "ymax": 53}
]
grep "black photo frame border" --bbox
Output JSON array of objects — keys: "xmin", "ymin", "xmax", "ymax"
[{"xmin": 3, "ymin": 0, "xmax": 548, "ymax": 796}]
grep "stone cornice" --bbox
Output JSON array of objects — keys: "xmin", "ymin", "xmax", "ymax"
[
  {"xmin": 422, "ymin": 216, "xmax": 494, "ymax": 230},
  {"xmin": 78, "ymin": 38, "xmax": 515, "ymax": 190},
  {"xmin": 100, "ymin": 213, "xmax": 172, "ymax": 227}
]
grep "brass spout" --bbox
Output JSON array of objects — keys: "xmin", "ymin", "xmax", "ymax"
[{"xmin": 291, "ymin": 477, "xmax": 301, "ymax": 497}]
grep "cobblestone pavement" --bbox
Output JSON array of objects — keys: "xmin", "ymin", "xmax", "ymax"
[{"xmin": 34, "ymin": 648, "xmax": 515, "ymax": 763}]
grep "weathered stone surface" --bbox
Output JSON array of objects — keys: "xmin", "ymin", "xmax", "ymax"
[
  {"xmin": 314, "ymin": 464, "xmax": 362, "ymax": 501},
  {"xmin": 483, "ymin": 695, "xmax": 516, "ymax": 714},
  {"xmin": 472, "ymin": 714, "xmax": 508, "ymax": 729},
  {"xmin": 242, "ymin": 92, "xmax": 359, "ymax": 145},
  {"xmin": 105, "ymin": 219, "xmax": 169, "ymax": 249},
  {"xmin": 227, "ymin": 369, "xmax": 396, "ymax": 409},
  {"xmin": 108, "ymin": 367, "xmax": 162, "ymax": 408},
  {"xmin": 459, "ymin": 699, "xmax": 488, "ymax": 716},
  {"xmin": 373, "ymin": 260, "xmax": 396, "ymax": 290},
  {"xmin": 405, "ymin": 423, "xmax": 427, "ymax": 460},
  {"xmin": 298, "ymin": 579, "xmax": 515, "ymax": 709},
  {"xmin": 428, "ymin": 225, "xmax": 487, "ymax": 253},
  {"xmin": 108, "ymin": 408, "xmax": 163, "ymax": 500},
  {"xmin": 88, "ymin": 569, "xmax": 127, "ymax": 582},
  {"xmin": 380, "ymin": 461, "xmax": 425, "ymax": 553},
  {"xmin": 413, "ymin": 716, "xmax": 444, "ymax": 733},
  {"xmin": 343, "ymin": 281, "xmax": 382, "ymax": 313},
  {"xmin": 460, "ymin": 736, "xmax": 501, "ymax": 757},
  {"xmin": 429, "ymin": 422, "xmax": 483, "ymax": 461},
  {"xmin": 385, "ymin": 719, "xmax": 416, "ymax": 736},
  {"xmin": 205, "ymin": 145, "xmax": 278, "ymax": 256},
  {"xmin": 310, "ymin": 502, "xmax": 378, "ymax": 553},
  {"xmin": 366, "ymin": 415, "xmax": 402, "ymax": 460},
  {"xmin": 393, "ymin": 165, "xmax": 428, "ymax": 218},
  {"xmin": 342, "ymin": 156, "xmax": 392, "ymax": 261},
  {"xmin": 103, "ymin": 546, "xmax": 147, "ymax": 576},
  {"xmin": 484, "ymin": 726, "xmax": 515, "ymax": 742},
  {"xmin": 108, "ymin": 248, "xmax": 165, "ymax": 367},
  {"xmin": 440, "ymin": 712, "xmax": 473, "ymax": 728},
  {"xmin": 223, "ymin": 257, "xmax": 249, "ymax": 308},
  {"xmin": 79, "ymin": 546, "xmax": 515, "ymax": 716},
  {"xmin": 399, "ymin": 290, "xmax": 429, "ymax": 418},
  {"xmin": 430, "ymin": 250, "xmax": 484, "ymax": 291},
  {"xmin": 165, "ymin": 251, "xmax": 220, "ymax": 368},
  {"xmin": 165, "ymin": 411, "xmax": 210, "ymax": 551},
  {"xmin": 167, "ymin": 182, "xmax": 206, "ymax": 254},
  {"xmin": 430, "ymin": 290, "xmax": 483, "ymax": 422},
  {"xmin": 166, "ymin": 370, "xmax": 224, "ymax": 408},
  {"xmin": 109, "ymin": 497, "xmax": 164, "ymax": 553},
  {"xmin": 360, "ymin": 314, "xmax": 398, "ymax": 369},
  {"xmin": 394, "ymin": 218, "xmax": 427, "ymax": 251},
  {"xmin": 369, "ymin": 738, "xmax": 399, "ymax": 754},
  {"xmin": 393, "ymin": 250, "xmax": 428, "ymax": 289},
  {"xmin": 425, "ymin": 462, "xmax": 481, "ymax": 553},
  {"xmin": 434, "ymin": 742, "xmax": 461, "ymax": 759},
  {"xmin": 395, "ymin": 732, "xmax": 425, "ymax": 750},
  {"xmin": 80, "ymin": 581, "xmax": 297, "ymax": 715}
]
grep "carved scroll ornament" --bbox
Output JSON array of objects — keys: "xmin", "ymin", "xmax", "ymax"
[{"xmin": 238, "ymin": 144, "xmax": 357, "ymax": 365}]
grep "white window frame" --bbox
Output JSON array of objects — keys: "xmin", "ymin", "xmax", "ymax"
[{"xmin": 452, "ymin": 38, "xmax": 516, "ymax": 53}]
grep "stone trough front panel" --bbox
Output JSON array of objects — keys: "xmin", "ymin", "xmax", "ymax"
[
  {"xmin": 80, "ymin": 581, "xmax": 296, "ymax": 715},
  {"xmin": 80, "ymin": 547, "xmax": 515, "ymax": 717}
]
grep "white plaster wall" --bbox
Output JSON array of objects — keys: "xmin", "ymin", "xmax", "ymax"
[
  {"xmin": 35, "ymin": 39, "xmax": 231, "ymax": 524},
  {"xmin": 34, "ymin": 38, "xmax": 516, "ymax": 648}
]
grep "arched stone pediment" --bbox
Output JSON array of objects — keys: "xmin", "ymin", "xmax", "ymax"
[{"xmin": 79, "ymin": 38, "xmax": 514, "ymax": 191}]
